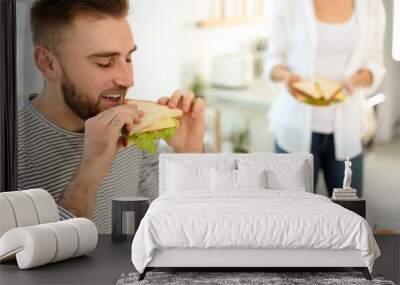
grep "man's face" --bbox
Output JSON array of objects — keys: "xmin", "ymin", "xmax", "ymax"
[{"xmin": 58, "ymin": 15, "xmax": 136, "ymax": 119}]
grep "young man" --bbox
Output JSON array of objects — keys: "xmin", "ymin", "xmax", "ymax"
[{"xmin": 18, "ymin": 0, "xmax": 205, "ymax": 233}]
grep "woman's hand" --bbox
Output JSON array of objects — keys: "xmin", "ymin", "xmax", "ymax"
[
  {"xmin": 342, "ymin": 69, "xmax": 373, "ymax": 96},
  {"xmin": 342, "ymin": 77, "xmax": 356, "ymax": 95},
  {"xmin": 282, "ymin": 72, "xmax": 302, "ymax": 87},
  {"xmin": 271, "ymin": 65, "xmax": 302, "ymax": 87},
  {"xmin": 279, "ymin": 68, "xmax": 302, "ymax": 99},
  {"xmin": 157, "ymin": 90, "xmax": 205, "ymax": 153}
]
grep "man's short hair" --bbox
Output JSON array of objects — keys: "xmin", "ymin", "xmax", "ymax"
[{"xmin": 30, "ymin": 0, "xmax": 129, "ymax": 52}]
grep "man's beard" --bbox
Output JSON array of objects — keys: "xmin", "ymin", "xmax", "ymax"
[
  {"xmin": 61, "ymin": 71, "xmax": 127, "ymax": 120},
  {"xmin": 61, "ymin": 76, "xmax": 100, "ymax": 120}
]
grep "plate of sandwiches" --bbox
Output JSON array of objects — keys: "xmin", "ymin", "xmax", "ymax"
[{"xmin": 289, "ymin": 77, "xmax": 346, "ymax": 106}]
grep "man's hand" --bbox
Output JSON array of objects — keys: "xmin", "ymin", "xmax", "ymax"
[
  {"xmin": 81, "ymin": 104, "xmax": 144, "ymax": 179},
  {"xmin": 59, "ymin": 104, "xmax": 144, "ymax": 218},
  {"xmin": 157, "ymin": 90, "xmax": 205, "ymax": 153}
]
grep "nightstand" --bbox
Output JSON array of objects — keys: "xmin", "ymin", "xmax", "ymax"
[
  {"xmin": 331, "ymin": 198, "xmax": 366, "ymax": 218},
  {"xmin": 111, "ymin": 197, "xmax": 150, "ymax": 242}
]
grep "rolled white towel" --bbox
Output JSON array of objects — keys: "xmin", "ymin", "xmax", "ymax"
[
  {"xmin": 0, "ymin": 196, "xmax": 17, "ymax": 237},
  {"xmin": 0, "ymin": 191, "xmax": 39, "ymax": 228},
  {"xmin": 0, "ymin": 218, "xmax": 98, "ymax": 269},
  {"xmin": 42, "ymin": 221, "xmax": 79, "ymax": 262},
  {"xmin": 24, "ymin": 189, "xmax": 59, "ymax": 224},
  {"xmin": 64, "ymin": 218, "xmax": 98, "ymax": 257},
  {"xmin": 0, "ymin": 189, "xmax": 60, "ymax": 238},
  {"xmin": 0, "ymin": 225, "xmax": 57, "ymax": 268}
]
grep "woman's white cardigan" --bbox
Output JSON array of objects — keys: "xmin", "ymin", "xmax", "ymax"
[{"xmin": 265, "ymin": 0, "xmax": 386, "ymax": 160}]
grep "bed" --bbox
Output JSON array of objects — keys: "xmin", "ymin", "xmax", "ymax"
[{"xmin": 131, "ymin": 154, "xmax": 380, "ymax": 281}]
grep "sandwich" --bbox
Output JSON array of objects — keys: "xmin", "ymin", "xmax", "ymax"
[
  {"xmin": 290, "ymin": 77, "xmax": 345, "ymax": 106},
  {"xmin": 121, "ymin": 99, "xmax": 183, "ymax": 154}
]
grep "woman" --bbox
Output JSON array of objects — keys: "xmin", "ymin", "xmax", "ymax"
[{"xmin": 265, "ymin": 0, "xmax": 386, "ymax": 197}]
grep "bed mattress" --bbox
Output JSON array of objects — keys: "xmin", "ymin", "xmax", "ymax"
[{"xmin": 131, "ymin": 190, "xmax": 379, "ymax": 273}]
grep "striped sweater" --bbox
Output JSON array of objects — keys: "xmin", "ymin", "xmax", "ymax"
[{"xmin": 18, "ymin": 94, "xmax": 159, "ymax": 234}]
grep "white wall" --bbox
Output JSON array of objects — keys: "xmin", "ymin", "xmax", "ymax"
[
  {"xmin": 127, "ymin": 0, "xmax": 183, "ymax": 101},
  {"xmin": 364, "ymin": 140, "xmax": 400, "ymax": 233},
  {"xmin": 376, "ymin": 0, "xmax": 400, "ymax": 142},
  {"xmin": 366, "ymin": 0, "xmax": 400, "ymax": 230}
]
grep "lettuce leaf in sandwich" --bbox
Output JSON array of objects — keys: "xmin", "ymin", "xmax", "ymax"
[
  {"xmin": 127, "ymin": 119, "xmax": 179, "ymax": 154},
  {"xmin": 121, "ymin": 99, "xmax": 182, "ymax": 154}
]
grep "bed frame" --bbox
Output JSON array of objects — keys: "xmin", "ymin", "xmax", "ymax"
[
  {"xmin": 140, "ymin": 248, "xmax": 370, "ymax": 280},
  {"xmin": 138, "ymin": 154, "xmax": 371, "ymax": 281}
]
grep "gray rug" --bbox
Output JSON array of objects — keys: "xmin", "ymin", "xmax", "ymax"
[{"xmin": 116, "ymin": 272, "xmax": 396, "ymax": 285}]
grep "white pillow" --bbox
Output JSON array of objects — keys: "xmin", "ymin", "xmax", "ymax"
[
  {"xmin": 236, "ymin": 169, "xmax": 267, "ymax": 189},
  {"xmin": 267, "ymin": 167, "xmax": 306, "ymax": 191},
  {"xmin": 211, "ymin": 169, "xmax": 268, "ymax": 190},
  {"xmin": 167, "ymin": 163, "xmax": 212, "ymax": 191},
  {"xmin": 238, "ymin": 159, "xmax": 307, "ymax": 191},
  {"xmin": 211, "ymin": 168, "xmax": 237, "ymax": 190}
]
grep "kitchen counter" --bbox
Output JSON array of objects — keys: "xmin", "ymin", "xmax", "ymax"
[{"xmin": 204, "ymin": 80, "xmax": 277, "ymax": 111}]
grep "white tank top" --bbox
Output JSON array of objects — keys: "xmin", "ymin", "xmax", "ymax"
[{"xmin": 312, "ymin": 15, "xmax": 357, "ymax": 134}]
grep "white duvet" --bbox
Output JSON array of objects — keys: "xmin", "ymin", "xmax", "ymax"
[{"xmin": 131, "ymin": 190, "xmax": 380, "ymax": 273}]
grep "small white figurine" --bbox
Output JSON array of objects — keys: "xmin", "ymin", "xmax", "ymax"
[{"xmin": 343, "ymin": 157, "xmax": 352, "ymax": 189}]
